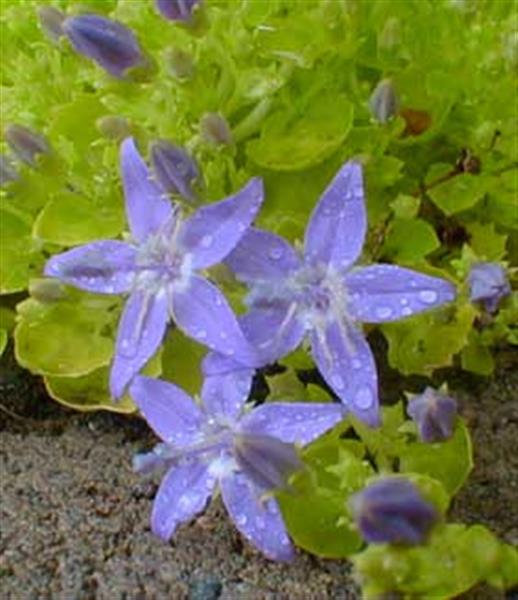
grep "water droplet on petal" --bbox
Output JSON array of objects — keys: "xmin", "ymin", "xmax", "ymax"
[
  {"xmin": 269, "ymin": 247, "xmax": 283, "ymax": 260},
  {"xmin": 197, "ymin": 329, "xmax": 207, "ymax": 339},
  {"xmin": 219, "ymin": 330, "xmax": 228, "ymax": 340},
  {"xmin": 356, "ymin": 386, "xmax": 374, "ymax": 409},
  {"xmin": 376, "ymin": 306, "xmax": 393, "ymax": 319},
  {"xmin": 401, "ymin": 307, "xmax": 413, "ymax": 316},
  {"xmin": 331, "ymin": 373, "xmax": 345, "ymax": 390},
  {"xmin": 351, "ymin": 358, "xmax": 362, "ymax": 370},
  {"xmin": 400, "ymin": 298, "xmax": 409, "ymax": 306},
  {"xmin": 419, "ymin": 290, "xmax": 438, "ymax": 304},
  {"xmin": 200, "ymin": 234, "xmax": 213, "ymax": 248},
  {"xmin": 236, "ymin": 514, "xmax": 247, "ymax": 526}
]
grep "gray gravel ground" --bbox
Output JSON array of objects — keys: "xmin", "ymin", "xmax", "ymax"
[{"xmin": 0, "ymin": 359, "xmax": 516, "ymax": 599}]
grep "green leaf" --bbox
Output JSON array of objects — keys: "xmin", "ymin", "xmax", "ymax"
[
  {"xmin": 33, "ymin": 191, "xmax": 124, "ymax": 245},
  {"xmin": 266, "ymin": 369, "xmax": 307, "ymax": 402},
  {"xmin": 427, "ymin": 171, "xmax": 489, "ymax": 215},
  {"xmin": 161, "ymin": 328, "xmax": 206, "ymax": 397},
  {"xmin": 353, "ymin": 524, "xmax": 517, "ymax": 599},
  {"xmin": 466, "ymin": 222, "xmax": 508, "ymax": 261},
  {"xmin": 0, "ymin": 329, "xmax": 7, "ymax": 357},
  {"xmin": 0, "ymin": 207, "xmax": 43, "ymax": 293},
  {"xmin": 383, "ymin": 217, "xmax": 439, "ymax": 263},
  {"xmin": 382, "ymin": 303, "xmax": 476, "ymax": 376},
  {"xmin": 247, "ymin": 95, "xmax": 353, "ymax": 171},
  {"xmin": 461, "ymin": 331, "xmax": 495, "ymax": 376},
  {"xmin": 14, "ymin": 291, "xmax": 118, "ymax": 377},
  {"xmin": 400, "ymin": 420, "xmax": 473, "ymax": 495},
  {"xmin": 278, "ymin": 436, "xmax": 370, "ymax": 558}
]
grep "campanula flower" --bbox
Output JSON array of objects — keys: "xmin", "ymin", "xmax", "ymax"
[
  {"xmin": 63, "ymin": 14, "xmax": 144, "ymax": 78},
  {"xmin": 44, "ymin": 138, "xmax": 263, "ymax": 399},
  {"xmin": 407, "ymin": 387, "xmax": 457, "ymax": 443},
  {"xmin": 468, "ymin": 262, "xmax": 511, "ymax": 313},
  {"xmin": 155, "ymin": 0, "xmax": 201, "ymax": 23},
  {"xmin": 150, "ymin": 140, "xmax": 201, "ymax": 203},
  {"xmin": 130, "ymin": 370, "xmax": 345, "ymax": 561},
  {"xmin": 350, "ymin": 478, "xmax": 438, "ymax": 545},
  {"xmin": 4, "ymin": 124, "xmax": 49, "ymax": 167},
  {"xmin": 221, "ymin": 161, "xmax": 456, "ymax": 426}
]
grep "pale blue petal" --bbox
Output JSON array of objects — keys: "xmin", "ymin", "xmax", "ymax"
[{"xmin": 201, "ymin": 369, "xmax": 254, "ymax": 422}]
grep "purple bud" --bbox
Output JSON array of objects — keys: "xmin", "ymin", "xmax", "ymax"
[
  {"xmin": 369, "ymin": 79, "xmax": 399, "ymax": 124},
  {"xmin": 200, "ymin": 112, "xmax": 233, "ymax": 146},
  {"xmin": 350, "ymin": 478, "xmax": 438, "ymax": 545},
  {"xmin": 63, "ymin": 14, "xmax": 144, "ymax": 78},
  {"xmin": 150, "ymin": 140, "xmax": 200, "ymax": 202},
  {"xmin": 37, "ymin": 6, "xmax": 66, "ymax": 43},
  {"xmin": 5, "ymin": 124, "xmax": 50, "ymax": 167},
  {"xmin": 407, "ymin": 387, "xmax": 457, "ymax": 443},
  {"xmin": 0, "ymin": 154, "xmax": 19, "ymax": 186},
  {"xmin": 155, "ymin": 0, "xmax": 201, "ymax": 23},
  {"xmin": 233, "ymin": 433, "xmax": 303, "ymax": 492},
  {"xmin": 468, "ymin": 262, "xmax": 511, "ymax": 313}
]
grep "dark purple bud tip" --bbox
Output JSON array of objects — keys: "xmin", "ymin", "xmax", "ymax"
[
  {"xmin": 4, "ymin": 124, "xmax": 50, "ymax": 167},
  {"xmin": 407, "ymin": 387, "xmax": 457, "ymax": 443},
  {"xmin": 200, "ymin": 112, "xmax": 233, "ymax": 146},
  {"xmin": 0, "ymin": 154, "xmax": 19, "ymax": 186},
  {"xmin": 468, "ymin": 262, "xmax": 511, "ymax": 313},
  {"xmin": 150, "ymin": 140, "xmax": 201, "ymax": 202},
  {"xmin": 234, "ymin": 433, "xmax": 303, "ymax": 493},
  {"xmin": 350, "ymin": 478, "xmax": 438, "ymax": 545},
  {"xmin": 37, "ymin": 5, "xmax": 66, "ymax": 43},
  {"xmin": 155, "ymin": 0, "xmax": 201, "ymax": 23},
  {"xmin": 369, "ymin": 79, "xmax": 400, "ymax": 124},
  {"xmin": 63, "ymin": 14, "xmax": 144, "ymax": 79}
]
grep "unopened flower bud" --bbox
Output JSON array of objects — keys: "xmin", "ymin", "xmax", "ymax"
[
  {"xmin": 407, "ymin": 387, "xmax": 457, "ymax": 443},
  {"xmin": 29, "ymin": 278, "xmax": 66, "ymax": 303},
  {"xmin": 150, "ymin": 140, "xmax": 200, "ymax": 202},
  {"xmin": 5, "ymin": 124, "xmax": 50, "ymax": 167},
  {"xmin": 63, "ymin": 14, "xmax": 144, "ymax": 79},
  {"xmin": 37, "ymin": 5, "xmax": 66, "ymax": 43},
  {"xmin": 155, "ymin": 0, "xmax": 201, "ymax": 23},
  {"xmin": 0, "ymin": 154, "xmax": 19, "ymax": 186},
  {"xmin": 350, "ymin": 478, "xmax": 438, "ymax": 545},
  {"xmin": 378, "ymin": 17, "xmax": 400, "ymax": 51},
  {"xmin": 233, "ymin": 433, "xmax": 303, "ymax": 492},
  {"xmin": 200, "ymin": 112, "xmax": 233, "ymax": 146},
  {"xmin": 96, "ymin": 116, "xmax": 131, "ymax": 141},
  {"xmin": 164, "ymin": 47, "xmax": 194, "ymax": 79},
  {"xmin": 369, "ymin": 79, "xmax": 399, "ymax": 124},
  {"xmin": 468, "ymin": 262, "xmax": 511, "ymax": 313}
]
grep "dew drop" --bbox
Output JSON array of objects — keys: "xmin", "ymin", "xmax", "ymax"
[
  {"xmin": 401, "ymin": 307, "xmax": 412, "ymax": 316},
  {"xmin": 376, "ymin": 306, "xmax": 393, "ymax": 319},
  {"xmin": 419, "ymin": 290, "xmax": 438, "ymax": 304},
  {"xmin": 197, "ymin": 329, "xmax": 207, "ymax": 339},
  {"xmin": 400, "ymin": 298, "xmax": 409, "ymax": 306},
  {"xmin": 330, "ymin": 373, "xmax": 345, "ymax": 390},
  {"xmin": 200, "ymin": 234, "xmax": 213, "ymax": 248},
  {"xmin": 269, "ymin": 247, "xmax": 283, "ymax": 260},
  {"xmin": 236, "ymin": 514, "xmax": 247, "ymax": 526},
  {"xmin": 351, "ymin": 358, "xmax": 362, "ymax": 370},
  {"xmin": 355, "ymin": 386, "xmax": 373, "ymax": 409},
  {"xmin": 219, "ymin": 330, "xmax": 228, "ymax": 340}
]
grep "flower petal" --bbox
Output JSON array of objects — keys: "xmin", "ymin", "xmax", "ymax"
[
  {"xmin": 129, "ymin": 375, "xmax": 204, "ymax": 445},
  {"xmin": 240, "ymin": 402, "xmax": 345, "ymax": 446},
  {"xmin": 44, "ymin": 240, "xmax": 136, "ymax": 294},
  {"xmin": 311, "ymin": 322, "xmax": 380, "ymax": 427},
  {"xmin": 220, "ymin": 472, "xmax": 295, "ymax": 561},
  {"xmin": 151, "ymin": 461, "xmax": 215, "ymax": 541},
  {"xmin": 171, "ymin": 275, "xmax": 258, "ymax": 365},
  {"xmin": 344, "ymin": 265, "xmax": 457, "ymax": 323},
  {"xmin": 179, "ymin": 177, "xmax": 264, "ymax": 269},
  {"xmin": 110, "ymin": 290, "xmax": 169, "ymax": 399},
  {"xmin": 201, "ymin": 368, "xmax": 254, "ymax": 422},
  {"xmin": 225, "ymin": 227, "xmax": 301, "ymax": 284},
  {"xmin": 120, "ymin": 137, "xmax": 174, "ymax": 243},
  {"xmin": 304, "ymin": 161, "xmax": 366, "ymax": 270}
]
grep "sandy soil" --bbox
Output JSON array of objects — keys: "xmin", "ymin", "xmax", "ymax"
[{"xmin": 1, "ymin": 349, "xmax": 516, "ymax": 599}]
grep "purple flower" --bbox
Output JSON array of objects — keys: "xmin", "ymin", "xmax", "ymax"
[
  {"xmin": 130, "ymin": 370, "xmax": 345, "ymax": 561},
  {"xmin": 350, "ymin": 478, "xmax": 438, "ymax": 545},
  {"xmin": 150, "ymin": 140, "xmax": 201, "ymax": 203},
  {"xmin": 155, "ymin": 0, "xmax": 201, "ymax": 23},
  {"xmin": 369, "ymin": 79, "xmax": 399, "ymax": 124},
  {"xmin": 468, "ymin": 262, "xmax": 510, "ymax": 313},
  {"xmin": 44, "ymin": 138, "xmax": 264, "ymax": 399},
  {"xmin": 407, "ymin": 387, "xmax": 457, "ymax": 443},
  {"xmin": 37, "ymin": 5, "xmax": 66, "ymax": 43},
  {"xmin": 63, "ymin": 14, "xmax": 144, "ymax": 78},
  {"xmin": 221, "ymin": 161, "xmax": 456, "ymax": 427}
]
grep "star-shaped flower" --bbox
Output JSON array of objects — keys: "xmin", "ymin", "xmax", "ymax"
[
  {"xmin": 468, "ymin": 262, "xmax": 511, "ymax": 313},
  {"xmin": 45, "ymin": 138, "xmax": 263, "ymax": 398},
  {"xmin": 221, "ymin": 161, "xmax": 456, "ymax": 427},
  {"xmin": 130, "ymin": 371, "xmax": 345, "ymax": 561}
]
